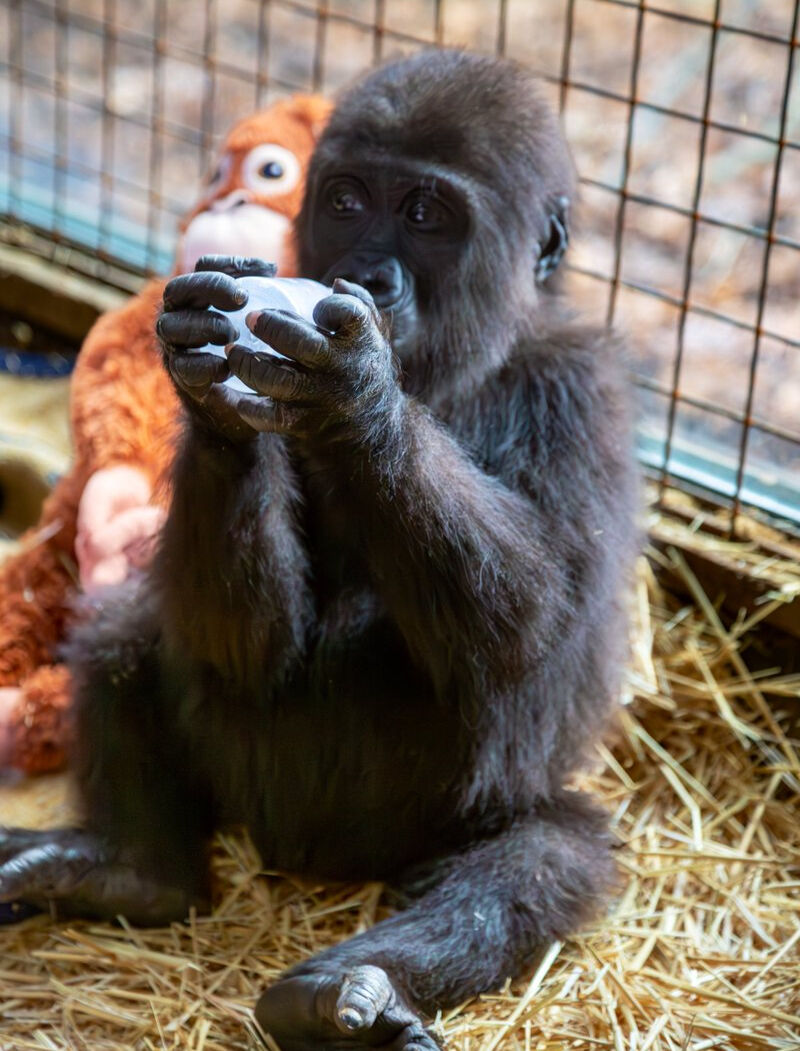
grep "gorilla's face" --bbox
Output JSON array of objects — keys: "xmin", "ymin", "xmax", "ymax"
[
  {"xmin": 297, "ymin": 51, "xmax": 575, "ymax": 391},
  {"xmin": 302, "ymin": 160, "xmax": 471, "ymax": 359}
]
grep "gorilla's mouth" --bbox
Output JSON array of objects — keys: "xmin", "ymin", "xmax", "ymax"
[
  {"xmin": 379, "ymin": 301, "xmax": 419, "ymax": 359},
  {"xmin": 317, "ymin": 257, "xmax": 420, "ymax": 359},
  {"xmin": 322, "ymin": 255, "xmax": 411, "ymax": 312}
]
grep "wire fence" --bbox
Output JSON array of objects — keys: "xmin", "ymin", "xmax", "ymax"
[{"xmin": 0, "ymin": 0, "xmax": 798, "ymax": 531}]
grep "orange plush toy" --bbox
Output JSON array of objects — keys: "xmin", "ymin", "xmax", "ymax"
[{"xmin": 0, "ymin": 94, "xmax": 331, "ymax": 775}]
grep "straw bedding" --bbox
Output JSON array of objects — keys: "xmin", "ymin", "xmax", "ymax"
[{"xmin": 0, "ymin": 511, "xmax": 798, "ymax": 1050}]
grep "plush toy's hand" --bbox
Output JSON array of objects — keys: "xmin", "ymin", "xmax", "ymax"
[
  {"xmin": 76, "ymin": 466, "xmax": 166, "ymax": 593},
  {"xmin": 0, "ymin": 688, "xmax": 21, "ymax": 772},
  {"xmin": 225, "ymin": 279, "xmax": 401, "ymax": 442},
  {"xmin": 157, "ymin": 255, "xmax": 278, "ymax": 442}
]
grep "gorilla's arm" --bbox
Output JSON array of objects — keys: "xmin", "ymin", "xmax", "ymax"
[
  {"xmin": 156, "ymin": 260, "xmax": 313, "ymax": 683},
  {"xmin": 344, "ymin": 397, "xmax": 565, "ymax": 687},
  {"xmin": 336, "ymin": 340, "xmax": 631, "ymax": 701},
  {"xmin": 158, "ymin": 427, "xmax": 311, "ymax": 682},
  {"xmin": 227, "ymin": 288, "xmax": 626, "ymax": 697}
]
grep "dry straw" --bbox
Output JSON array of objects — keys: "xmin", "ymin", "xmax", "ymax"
[{"xmin": 1, "ymin": 511, "xmax": 798, "ymax": 1050}]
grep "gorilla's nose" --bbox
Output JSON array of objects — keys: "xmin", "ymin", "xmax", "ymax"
[{"xmin": 330, "ymin": 254, "xmax": 405, "ymax": 309}]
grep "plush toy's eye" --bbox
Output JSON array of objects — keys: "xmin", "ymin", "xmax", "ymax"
[
  {"xmin": 242, "ymin": 144, "xmax": 301, "ymax": 197},
  {"xmin": 260, "ymin": 161, "xmax": 284, "ymax": 179}
]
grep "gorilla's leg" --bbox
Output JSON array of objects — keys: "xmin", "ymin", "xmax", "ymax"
[
  {"xmin": 0, "ymin": 586, "xmax": 212, "ymax": 925},
  {"xmin": 255, "ymin": 791, "xmax": 614, "ymax": 1051}
]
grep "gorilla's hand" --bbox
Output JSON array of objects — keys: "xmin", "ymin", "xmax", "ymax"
[
  {"xmin": 225, "ymin": 279, "xmax": 401, "ymax": 442},
  {"xmin": 157, "ymin": 255, "xmax": 277, "ymax": 442}
]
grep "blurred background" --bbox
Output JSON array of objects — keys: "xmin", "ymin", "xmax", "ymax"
[{"xmin": 0, "ymin": 0, "xmax": 798, "ymax": 529}]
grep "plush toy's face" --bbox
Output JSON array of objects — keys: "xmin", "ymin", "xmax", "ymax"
[{"xmin": 177, "ymin": 95, "xmax": 332, "ymax": 276}]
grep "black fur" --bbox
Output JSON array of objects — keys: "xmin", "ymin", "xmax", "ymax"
[{"xmin": 1, "ymin": 51, "xmax": 637, "ymax": 1050}]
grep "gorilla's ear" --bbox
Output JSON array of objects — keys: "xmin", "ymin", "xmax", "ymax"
[{"xmin": 534, "ymin": 195, "xmax": 570, "ymax": 284}]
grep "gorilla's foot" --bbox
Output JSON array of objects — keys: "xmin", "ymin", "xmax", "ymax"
[
  {"xmin": 0, "ymin": 826, "xmax": 194, "ymax": 925},
  {"xmin": 255, "ymin": 964, "xmax": 439, "ymax": 1051}
]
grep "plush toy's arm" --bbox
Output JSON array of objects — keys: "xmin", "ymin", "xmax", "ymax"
[
  {"xmin": 69, "ymin": 280, "xmax": 179, "ymax": 593},
  {"xmin": 0, "ymin": 282, "xmax": 175, "ymax": 689},
  {"xmin": 0, "ymin": 467, "xmax": 83, "ymax": 690},
  {"xmin": 70, "ymin": 279, "xmax": 179, "ymax": 483},
  {"xmin": 0, "ymin": 281, "xmax": 178, "ymax": 772},
  {"xmin": 0, "ymin": 461, "xmax": 85, "ymax": 771}
]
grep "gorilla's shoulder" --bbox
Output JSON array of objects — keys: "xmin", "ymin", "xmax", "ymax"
[{"xmin": 503, "ymin": 321, "xmax": 631, "ymax": 390}]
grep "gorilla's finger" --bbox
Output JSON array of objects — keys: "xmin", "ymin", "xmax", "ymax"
[
  {"xmin": 170, "ymin": 352, "xmax": 230, "ymax": 390},
  {"xmin": 226, "ymin": 346, "xmax": 319, "ymax": 401},
  {"xmin": 313, "ymin": 293, "xmax": 374, "ymax": 338},
  {"xmin": 163, "ymin": 271, "xmax": 247, "ymax": 312},
  {"xmin": 157, "ymin": 309, "xmax": 238, "ymax": 349},
  {"xmin": 232, "ymin": 393, "xmax": 306, "ymax": 435},
  {"xmin": 246, "ymin": 309, "xmax": 330, "ymax": 367},
  {"xmin": 200, "ymin": 381, "xmax": 249, "ymax": 416},
  {"xmin": 193, "ymin": 254, "xmax": 278, "ymax": 279},
  {"xmin": 331, "ymin": 278, "xmax": 380, "ymax": 318}
]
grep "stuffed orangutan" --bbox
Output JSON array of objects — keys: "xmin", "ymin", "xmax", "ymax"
[{"xmin": 0, "ymin": 94, "xmax": 331, "ymax": 775}]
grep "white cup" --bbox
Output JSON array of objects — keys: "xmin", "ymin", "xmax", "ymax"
[{"xmin": 194, "ymin": 275, "xmax": 331, "ymax": 393}]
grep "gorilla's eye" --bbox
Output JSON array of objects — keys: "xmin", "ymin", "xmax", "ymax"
[
  {"xmin": 404, "ymin": 192, "xmax": 448, "ymax": 233},
  {"xmin": 327, "ymin": 183, "xmax": 365, "ymax": 216},
  {"xmin": 241, "ymin": 143, "xmax": 301, "ymax": 197},
  {"xmin": 260, "ymin": 161, "xmax": 284, "ymax": 179},
  {"xmin": 408, "ymin": 200, "xmax": 429, "ymax": 224},
  {"xmin": 334, "ymin": 192, "xmax": 359, "ymax": 212}
]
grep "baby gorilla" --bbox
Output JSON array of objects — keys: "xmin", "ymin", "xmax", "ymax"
[{"xmin": 0, "ymin": 51, "xmax": 637, "ymax": 1050}]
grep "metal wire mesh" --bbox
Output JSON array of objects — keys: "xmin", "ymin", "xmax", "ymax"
[{"xmin": 0, "ymin": 0, "xmax": 798, "ymax": 530}]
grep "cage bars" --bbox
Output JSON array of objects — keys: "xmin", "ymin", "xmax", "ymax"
[
  {"xmin": 372, "ymin": 0, "xmax": 387, "ymax": 66},
  {"xmin": 144, "ymin": 0, "xmax": 167, "ymax": 272},
  {"xmin": 660, "ymin": 0, "xmax": 722, "ymax": 507},
  {"xmin": 255, "ymin": 0, "xmax": 271, "ymax": 109},
  {"xmin": 604, "ymin": 0, "xmax": 646, "ymax": 330},
  {"xmin": 97, "ymin": 0, "xmax": 117, "ymax": 256},
  {"xmin": 4, "ymin": 0, "xmax": 21, "ymax": 224},
  {"xmin": 558, "ymin": 0, "xmax": 576, "ymax": 115},
  {"xmin": 200, "ymin": 0, "xmax": 219, "ymax": 208},
  {"xmin": 52, "ymin": 0, "xmax": 68, "ymax": 243},
  {"xmin": 0, "ymin": 0, "xmax": 798, "ymax": 532},
  {"xmin": 730, "ymin": 0, "xmax": 800, "ymax": 528}
]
